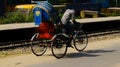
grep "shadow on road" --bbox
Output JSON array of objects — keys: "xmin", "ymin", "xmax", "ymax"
[
  {"xmin": 65, "ymin": 49, "xmax": 116, "ymax": 58},
  {"xmin": 85, "ymin": 49, "xmax": 116, "ymax": 53}
]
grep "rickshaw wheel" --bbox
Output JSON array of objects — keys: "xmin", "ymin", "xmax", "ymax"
[
  {"xmin": 31, "ymin": 33, "xmax": 47, "ymax": 56},
  {"xmin": 73, "ymin": 30, "xmax": 88, "ymax": 52},
  {"xmin": 51, "ymin": 34, "xmax": 67, "ymax": 59}
]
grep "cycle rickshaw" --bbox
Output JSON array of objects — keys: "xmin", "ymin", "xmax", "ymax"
[{"xmin": 31, "ymin": 0, "xmax": 88, "ymax": 59}]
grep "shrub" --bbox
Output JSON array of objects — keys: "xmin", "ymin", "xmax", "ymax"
[
  {"xmin": 110, "ymin": 11, "xmax": 120, "ymax": 16},
  {"xmin": 3, "ymin": 12, "xmax": 25, "ymax": 24},
  {"xmin": 2, "ymin": 12, "xmax": 34, "ymax": 24},
  {"xmin": 25, "ymin": 13, "xmax": 34, "ymax": 22},
  {"xmin": 0, "ymin": 17, "xmax": 4, "ymax": 24}
]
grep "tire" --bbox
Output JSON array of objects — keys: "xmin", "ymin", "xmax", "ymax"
[
  {"xmin": 51, "ymin": 34, "xmax": 67, "ymax": 59},
  {"xmin": 31, "ymin": 33, "xmax": 47, "ymax": 56},
  {"xmin": 73, "ymin": 30, "xmax": 88, "ymax": 52}
]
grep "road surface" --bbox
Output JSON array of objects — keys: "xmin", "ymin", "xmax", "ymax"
[{"xmin": 0, "ymin": 38, "xmax": 120, "ymax": 67}]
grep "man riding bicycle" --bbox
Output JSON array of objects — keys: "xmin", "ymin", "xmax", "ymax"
[{"xmin": 59, "ymin": 9, "xmax": 81, "ymax": 47}]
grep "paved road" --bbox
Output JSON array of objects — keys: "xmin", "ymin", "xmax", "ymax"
[
  {"xmin": 0, "ymin": 38, "xmax": 120, "ymax": 67},
  {"xmin": 26, "ymin": 38, "xmax": 120, "ymax": 67}
]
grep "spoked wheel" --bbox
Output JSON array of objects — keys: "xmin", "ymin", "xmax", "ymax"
[
  {"xmin": 51, "ymin": 34, "xmax": 68, "ymax": 59},
  {"xmin": 31, "ymin": 33, "xmax": 47, "ymax": 56},
  {"xmin": 73, "ymin": 30, "xmax": 88, "ymax": 52}
]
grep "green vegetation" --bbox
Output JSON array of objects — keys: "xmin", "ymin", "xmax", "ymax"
[
  {"xmin": 0, "ymin": 12, "xmax": 34, "ymax": 24},
  {"xmin": 4, "ymin": 12, "xmax": 25, "ymax": 24},
  {"xmin": 109, "ymin": 11, "xmax": 120, "ymax": 16},
  {"xmin": 0, "ymin": 17, "xmax": 4, "ymax": 24}
]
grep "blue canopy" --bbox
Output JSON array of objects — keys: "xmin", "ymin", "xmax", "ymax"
[{"xmin": 33, "ymin": 1, "xmax": 61, "ymax": 25}]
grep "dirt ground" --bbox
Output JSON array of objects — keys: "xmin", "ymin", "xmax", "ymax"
[{"xmin": 0, "ymin": 37, "xmax": 120, "ymax": 67}]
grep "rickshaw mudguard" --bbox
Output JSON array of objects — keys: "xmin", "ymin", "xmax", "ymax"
[{"xmin": 31, "ymin": 33, "xmax": 39, "ymax": 41}]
